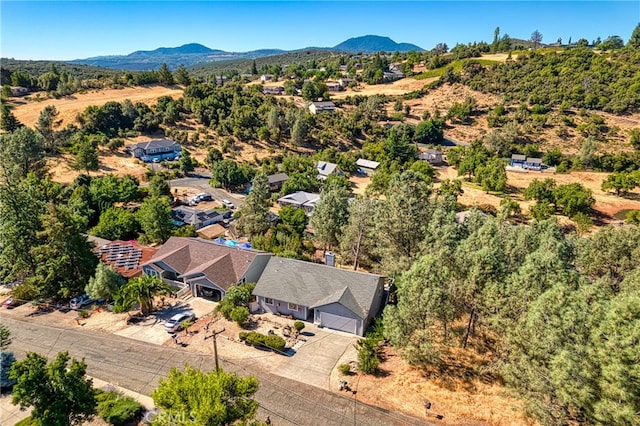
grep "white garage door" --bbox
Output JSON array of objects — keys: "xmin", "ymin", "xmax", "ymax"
[{"xmin": 319, "ymin": 311, "xmax": 358, "ymax": 335}]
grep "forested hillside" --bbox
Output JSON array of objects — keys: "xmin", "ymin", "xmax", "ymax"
[{"xmin": 461, "ymin": 47, "xmax": 640, "ymax": 113}]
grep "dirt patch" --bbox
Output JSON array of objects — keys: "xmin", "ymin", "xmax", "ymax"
[
  {"xmin": 331, "ymin": 344, "xmax": 531, "ymax": 426},
  {"xmin": 349, "ymin": 175, "xmax": 371, "ymax": 195},
  {"xmin": 48, "ymin": 149, "xmax": 151, "ymax": 184},
  {"xmin": 12, "ymin": 85, "xmax": 183, "ymax": 128}
]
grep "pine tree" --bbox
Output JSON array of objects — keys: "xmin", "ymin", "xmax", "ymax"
[
  {"xmin": 309, "ymin": 185, "xmax": 350, "ymax": 250},
  {"xmin": 236, "ymin": 173, "xmax": 271, "ymax": 238}
]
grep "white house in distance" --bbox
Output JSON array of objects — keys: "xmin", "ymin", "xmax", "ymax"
[
  {"xmin": 316, "ymin": 161, "xmax": 342, "ymax": 180},
  {"xmin": 419, "ymin": 149, "xmax": 444, "ymax": 165},
  {"xmin": 356, "ymin": 158, "xmax": 380, "ymax": 175},
  {"xmin": 309, "ymin": 101, "xmax": 336, "ymax": 114},
  {"xmin": 277, "ymin": 191, "xmax": 320, "ymax": 215},
  {"xmin": 252, "ymin": 257, "xmax": 385, "ymax": 336}
]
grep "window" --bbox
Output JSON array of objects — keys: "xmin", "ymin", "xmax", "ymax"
[
  {"xmin": 144, "ymin": 268, "xmax": 159, "ymax": 278},
  {"xmin": 265, "ymin": 298, "xmax": 273, "ymax": 305},
  {"xmin": 288, "ymin": 303, "xmax": 299, "ymax": 311}
]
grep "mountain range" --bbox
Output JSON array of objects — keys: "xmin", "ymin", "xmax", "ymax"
[{"xmin": 70, "ymin": 35, "xmax": 424, "ymax": 71}]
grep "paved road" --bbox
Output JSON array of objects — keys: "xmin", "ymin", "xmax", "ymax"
[{"xmin": 3, "ymin": 317, "xmax": 427, "ymax": 426}]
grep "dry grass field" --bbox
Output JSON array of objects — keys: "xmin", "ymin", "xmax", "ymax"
[
  {"xmin": 11, "ymin": 85, "xmax": 183, "ymax": 127},
  {"xmin": 333, "ymin": 345, "xmax": 533, "ymax": 426},
  {"xmin": 437, "ymin": 165, "xmax": 640, "ymax": 222}
]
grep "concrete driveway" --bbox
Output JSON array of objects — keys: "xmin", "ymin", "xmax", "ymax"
[
  {"xmin": 272, "ymin": 325, "xmax": 358, "ymax": 389},
  {"xmin": 114, "ymin": 298, "xmax": 217, "ymax": 345}
]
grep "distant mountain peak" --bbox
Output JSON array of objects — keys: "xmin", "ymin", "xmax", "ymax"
[
  {"xmin": 128, "ymin": 43, "xmax": 224, "ymax": 57},
  {"xmin": 333, "ymin": 35, "xmax": 423, "ymax": 53},
  {"xmin": 70, "ymin": 35, "xmax": 424, "ymax": 71}
]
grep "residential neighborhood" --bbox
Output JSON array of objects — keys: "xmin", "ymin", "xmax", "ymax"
[{"xmin": 2, "ymin": 5, "xmax": 639, "ymax": 425}]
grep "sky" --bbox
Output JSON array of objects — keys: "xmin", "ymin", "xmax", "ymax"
[{"xmin": 1, "ymin": 1, "xmax": 639, "ymax": 61}]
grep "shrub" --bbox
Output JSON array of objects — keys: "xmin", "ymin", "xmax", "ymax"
[
  {"xmin": 11, "ymin": 282, "xmax": 38, "ymax": 304},
  {"xmin": 338, "ymin": 363, "xmax": 351, "ymax": 375},
  {"xmin": 14, "ymin": 417, "xmax": 33, "ymax": 426},
  {"xmin": 230, "ymin": 306, "xmax": 250, "ymax": 327},
  {"xmin": 242, "ymin": 331, "xmax": 286, "ymax": 352},
  {"xmin": 293, "ymin": 321, "xmax": 305, "ymax": 332},
  {"xmin": 216, "ymin": 302, "xmax": 233, "ymax": 320},
  {"xmin": 0, "ymin": 351, "xmax": 16, "ymax": 388},
  {"xmin": 625, "ymin": 210, "xmax": 640, "ymax": 225},
  {"xmin": 78, "ymin": 309, "xmax": 91, "ymax": 319},
  {"xmin": 245, "ymin": 331, "xmax": 265, "ymax": 347},
  {"xmin": 263, "ymin": 334, "xmax": 286, "ymax": 352},
  {"xmin": 238, "ymin": 331, "xmax": 249, "ymax": 341},
  {"xmin": 356, "ymin": 337, "xmax": 381, "ymax": 374},
  {"xmin": 96, "ymin": 389, "xmax": 143, "ymax": 426}
]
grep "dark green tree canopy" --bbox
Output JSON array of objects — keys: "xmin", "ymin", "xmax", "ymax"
[
  {"xmin": 10, "ymin": 351, "xmax": 97, "ymax": 425},
  {"xmin": 151, "ymin": 365, "xmax": 260, "ymax": 425}
]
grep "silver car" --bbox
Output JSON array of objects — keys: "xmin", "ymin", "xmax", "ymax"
[
  {"xmin": 70, "ymin": 294, "xmax": 94, "ymax": 310},
  {"xmin": 164, "ymin": 312, "xmax": 196, "ymax": 333}
]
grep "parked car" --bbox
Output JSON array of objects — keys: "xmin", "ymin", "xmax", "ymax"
[
  {"xmin": 2, "ymin": 296, "xmax": 21, "ymax": 309},
  {"xmin": 195, "ymin": 193, "xmax": 213, "ymax": 202},
  {"xmin": 70, "ymin": 294, "xmax": 94, "ymax": 310},
  {"xmin": 221, "ymin": 199, "xmax": 235, "ymax": 209},
  {"xmin": 164, "ymin": 312, "xmax": 196, "ymax": 333}
]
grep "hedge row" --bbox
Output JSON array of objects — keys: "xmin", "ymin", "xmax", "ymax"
[{"xmin": 238, "ymin": 331, "xmax": 286, "ymax": 352}]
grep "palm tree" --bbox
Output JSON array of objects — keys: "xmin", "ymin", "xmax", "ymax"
[{"xmin": 117, "ymin": 275, "xmax": 171, "ymax": 315}]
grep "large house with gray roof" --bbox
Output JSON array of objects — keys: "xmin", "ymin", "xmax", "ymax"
[
  {"xmin": 142, "ymin": 237, "xmax": 271, "ymax": 301},
  {"xmin": 126, "ymin": 139, "xmax": 181, "ymax": 163},
  {"xmin": 277, "ymin": 191, "xmax": 320, "ymax": 214},
  {"xmin": 172, "ymin": 206, "xmax": 231, "ymax": 230},
  {"xmin": 252, "ymin": 257, "xmax": 385, "ymax": 336}
]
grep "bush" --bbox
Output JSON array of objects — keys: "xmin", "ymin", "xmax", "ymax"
[
  {"xmin": 245, "ymin": 331, "xmax": 265, "ymax": 347},
  {"xmin": 0, "ymin": 351, "xmax": 16, "ymax": 388},
  {"xmin": 216, "ymin": 302, "xmax": 233, "ymax": 320},
  {"xmin": 263, "ymin": 334, "xmax": 286, "ymax": 352},
  {"xmin": 96, "ymin": 389, "xmax": 143, "ymax": 426},
  {"xmin": 11, "ymin": 282, "xmax": 38, "ymax": 304},
  {"xmin": 338, "ymin": 363, "xmax": 351, "ymax": 375},
  {"xmin": 356, "ymin": 337, "xmax": 381, "ymax": 374},
  {"xmin": 14, "ymin": 417, "xmax": 33, "ymax": 426},
  {"xmin": 293, "ymin": 321, "xmax": 305, "ymax": 332},
  {"xmin": 78, "ymin": 309, "xmax": 90, "ymax": 319},
  {"xmin": 230, "ymin": 306, "xmax": 250, "ymax": 327},
  {"xmin": 241, "ymin": 331, "xmax": 286, "ymax": 352}
]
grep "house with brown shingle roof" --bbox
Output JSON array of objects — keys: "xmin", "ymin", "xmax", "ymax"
[{"xmin": 141, "ymin": 237, "xmax": 271, "ymax": 301}]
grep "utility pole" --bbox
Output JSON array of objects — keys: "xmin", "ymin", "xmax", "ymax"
[{"xmin": 205, "ymin": 327, "xmax": 225, "ymax": 372}]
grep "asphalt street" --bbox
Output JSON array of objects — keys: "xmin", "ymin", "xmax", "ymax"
[{"xmin": 3, "ymin": 317, "xmax": 427, "ymax": 426}]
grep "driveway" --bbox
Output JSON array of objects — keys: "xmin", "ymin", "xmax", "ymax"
[
  {"xmin": 114, "ymin": 297, "xmax": 217, "ymax": 345},
  {"xmin": 272, "ymin": 325, "xmax": 358, "ymax": 389},
  {"xmin": 169, "ymin": 176, "xmax": 245, "ymax": 209}
]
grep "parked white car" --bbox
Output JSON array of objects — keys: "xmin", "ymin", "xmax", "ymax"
[
  {"xmin": 221, "ymin": 199, "xmax": 235, "ymax": 209},
  {"xmin": 164, "ymin": 312, "xmax": 196, "ymax": 333}
]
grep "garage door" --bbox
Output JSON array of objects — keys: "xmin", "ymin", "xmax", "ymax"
[{"xmin": 319, "ymin": 311, "xmax": 359, "ymax": 335}]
